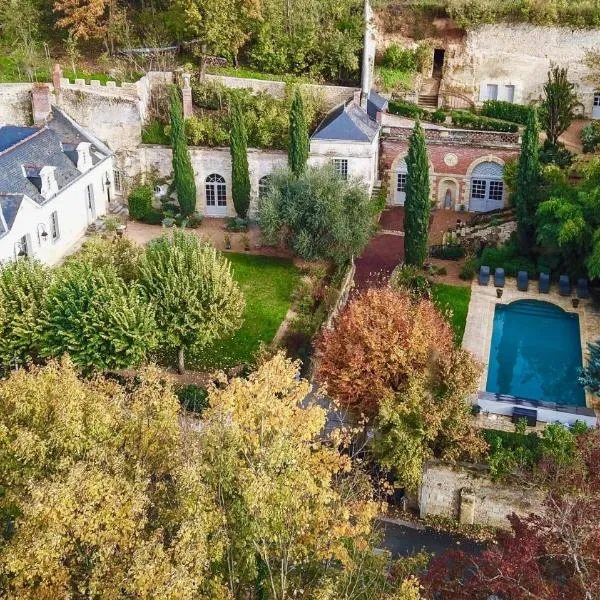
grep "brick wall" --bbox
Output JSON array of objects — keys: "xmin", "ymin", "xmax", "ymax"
[{"xmin": 380, "ymin": 134, "xmax": 520, "ymax": 209}]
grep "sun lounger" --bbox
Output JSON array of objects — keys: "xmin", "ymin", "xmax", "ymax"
[
  {"xmin": 494, "ymin": 267, "xmax": 505, "ymax": 288},
  {"xmin": 539, "ymin": 272, "xmax": 550, "ymax": 294},
  {"xmin": 559, "ymin": 275, "xmax": 571, "ymax": 296},
  {"xmin": 517, "ymin": 271, "xmax": 529, "ymax": 292},
  {"xmin": 577, "ymin": 278, "xmax": 589, "ymax": 299},
  {"xmin": 479, "ymin": 265, "xmax": 490, "ymax": 286}
]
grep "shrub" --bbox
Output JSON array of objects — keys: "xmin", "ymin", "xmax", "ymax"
[
  {"xmin": 186, "ymin": 212, "xmax": 204, "ymax": 228},
  {"xmin": 128, "ymin": 185, "xmax": 153, "ymax": 220},
  {"xmin": 140, "ymin": 210, "xmax": 164, "ymax": 225},
  {"xmin": 389, "ymin": 264, "xmax": 431, "ymax": 299},
  {"xmin": 382, "ymin": 44, "xmax": 417, "ymax": 71},
  {"xmin": 176, "ymin": 384, "xmax": 209, "ymax": 414},
  {"xmin": 388, "ymin": 99, "xmax": 425, "ymax": 119},
  {"xmin": 481, "ymin": 100, "xmax": 532, "ymax": 125},
  {"xmin": 539, "ymin": 140, "xmax": 574, "ymax": 169},
  {"xmin": 478, "ymin": 242, "xmax": 536, "ymax": 277},
  {"xmin": 451, "ymin": 111, "xmax": 519, "ymax": 133},
  {"xmin": 581, "ymin": 122, "xmax": 600, "ymax": 153},
  {"xmin": 429, "ymin": 108, "xmax": 447, "ymax": 124},
  {"xmin": 225, "ymin": 217, "xmax": 249, "ymax": 232},
  {"xmin": 429, "ymin": 244, "xmax": 465, "ymax": 260},
  {"xmin": 141, "ymin": 118, "xmax": 170, "ymax": 145},
  {"xmin": 459, "ymin": 256, "xmax": 478, "ymax": 280}
]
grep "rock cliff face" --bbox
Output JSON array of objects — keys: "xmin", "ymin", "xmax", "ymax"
[{"xmin": 375, "ymin": 14, "xmax": 600, "ymax": 116}]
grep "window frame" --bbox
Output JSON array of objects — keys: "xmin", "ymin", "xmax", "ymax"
[
  {"xmin": 332, "ymin": 158, "xmax": 349, "ymax": 181},
  {"xmin": 488, "ymin": 180, "xmax": 504, "ymax": 202},
  {"xmin": 258, "ymin": 175, "xmax": 271, "ymax": 199},
  {"xmin": 396, "ymin": 172, "xmax": 407, "ymax": 193},
  {"xmin": 50, "ymin": 210, "xmax": 60, "ymax": 241},
  {"xmin": 205, "ymin": 174, "xmax": 227, "ymax": 207},
  {"xmin": 113, "ymin": 169, "xmax": 123, "ymax": 193},
  {"xmin": 594, "ymin": 93, "xmax": 600, "ymax": 107},
  {"xmin": 471, "ymin": 179, "xmax": 487, "ymax": 200}
]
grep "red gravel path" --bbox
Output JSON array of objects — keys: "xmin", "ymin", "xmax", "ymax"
[{"xmin": 354, "ymin": 234, "xmax": 404, "ymax": 289}]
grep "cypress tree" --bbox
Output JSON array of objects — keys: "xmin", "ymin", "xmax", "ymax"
[
  {"xmin": 579, "ymin": 339, "xmax": 600, "ymax": 394},
  {"xmin": 403, "ymin": 119, "xmax": 431, "ymax": 267},
  {"xmin": 513, "ymin": 108, "xmax": 541, "ymax": 255},
  {"xmin": 169, "ymin": 85, "xmax": 196, "ymax": 217},
  {"xmin": 288, "ymin": 88, "xmax": 309, "ymax": 176},
  {"xmin": 230, "ymin": 95, "xmax": 251, "ymax": 218}
]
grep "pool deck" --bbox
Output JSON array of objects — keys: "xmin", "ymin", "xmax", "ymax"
[{"xmin": 463, "ymin": 278, "xmax": 600, "ymax": 426}]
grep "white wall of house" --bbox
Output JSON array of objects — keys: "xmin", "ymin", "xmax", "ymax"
[
  {"xmin": 309, "ymin": 137, "xmax": 379, "ymax": 194},
  {"xmin": 0, "ymin": 157, "xmax": 113, "ymax": 266},
  {"xmin": 138, "ymin": 140, "xmax": 379, "ymax": 218}
]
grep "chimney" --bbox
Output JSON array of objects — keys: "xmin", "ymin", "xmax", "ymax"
[
  {"xmin": 360, "ymin": 0, "xmax": 376, "ymax": 110},
  {"xmin": 52, "ymin": 63, "xmax": 62, "ymax": 90},
  {"xmin": 31, "ymin": 84, "xmax": 52, "ymax": 125},
  {"xmin": 181, "ymin": 72, "xmax": 193, "ymax": 119}
]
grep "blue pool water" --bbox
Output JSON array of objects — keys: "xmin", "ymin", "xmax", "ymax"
[{"xmin": 486, "ymin": 300, "xmax": 585, "ymax": 406}]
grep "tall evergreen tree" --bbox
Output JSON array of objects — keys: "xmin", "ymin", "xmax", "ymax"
[
  {"xmin": 514, "ymin": 108, "xmax": 541, "ymax": 255},
  {"xmin": 288, "ymin": 88, "xmax": 309, "ymax": 176},
  {"xmin": 539, "ymin": 66, "xmax": 578, "ymax": 146},
  {"xmin": 580, "ymin": 339, "xmax": 600, "ymax": 394},
  {"xmin": 230, "ymin": 95, "xmax": 251, "ymax": 218},
  {"xmin": 169, "ymin": 85, "xmax": 196, "ymax": 217},
  {"xmin": 403, "ymin": 119, "xmax": 430, "ymax": 267}
]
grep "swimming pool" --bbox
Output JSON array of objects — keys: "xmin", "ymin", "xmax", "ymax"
[{"xmin": 486, "ymin": 300, "xmax": 586, "ymax": 407}]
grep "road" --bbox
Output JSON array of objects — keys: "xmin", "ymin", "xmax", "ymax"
[{"xmin": 377, "ymin": 519, "xmax": 485, "ymax": 559}]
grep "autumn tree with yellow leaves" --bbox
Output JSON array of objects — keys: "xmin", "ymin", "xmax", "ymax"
[{"xmin": 0, "ymin": 355, "xmax": 423, "ymax": 598}]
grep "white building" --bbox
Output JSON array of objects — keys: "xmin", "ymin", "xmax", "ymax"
[{"xmin": 0, "ymin": 101, "xmax": 114, "ymax": 265}]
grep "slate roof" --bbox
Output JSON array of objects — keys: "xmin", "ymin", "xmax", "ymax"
[
  {"xmin": 312, "ymin": 90, "xmax": 385, "ymax": 143},
  {"xmin": 0, "ymin": 126, "xmax": 38, "ymax": 152},
  {"xmin": 0, "ymin": 108, "xmax": 109, "ymax": 239}
]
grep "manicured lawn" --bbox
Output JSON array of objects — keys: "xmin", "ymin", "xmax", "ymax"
[
  {"xmin": 431, "ymin": 283, "xmax": 471, "ymax": 344},
  {"xmin": 188, "ymin": 253, "xmax": 300, "ymax": 370}
]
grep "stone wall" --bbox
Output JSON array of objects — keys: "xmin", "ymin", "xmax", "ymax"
[
  {"xmin": 138, "ymin": 144, "xmax": 288, "ymax": 217},
  {"xmin": 419, "ymin": 461, "xmax": 544, "ymax": 529},
  {"xmin": 0, "ymin": 84, "xmax": 33, "ymax": 125},
  {"xmin": 204, "ymin": 74, "xmax": 357, "ymax": 109}
]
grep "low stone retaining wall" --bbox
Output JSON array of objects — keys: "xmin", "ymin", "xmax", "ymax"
[{"xmin": 419, "ymin": 460, "xmax": 544, "ymax": 529}]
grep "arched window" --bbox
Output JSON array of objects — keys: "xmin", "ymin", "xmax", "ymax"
[
  {"xmin": 258, "ymin": 175, "xmax": 271, "ymax": 199},
  {"xmin": 469, "ymin": 161, "xmax": 504, "ymax": 212},
  {"xmin": 393, "ymin": 158, "xmax": 407, "ymax": 206},
  {"xmin": 205, "ymin": 174, "xmax": 226, "ymax": 208}
]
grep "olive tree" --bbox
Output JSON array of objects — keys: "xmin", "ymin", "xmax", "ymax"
[{"xmin": 138, "ymin": 231, "xmax": 245, "ymax": 373}]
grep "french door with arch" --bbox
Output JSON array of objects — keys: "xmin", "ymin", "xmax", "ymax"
[{"xmin": 205, "ymin": 174, "xmax": 228, "ymax": 217}]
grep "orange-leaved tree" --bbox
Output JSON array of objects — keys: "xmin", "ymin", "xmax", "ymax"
[{"xmin": 315, "ymin": 287, "xmax": 486, "ymax": 489}]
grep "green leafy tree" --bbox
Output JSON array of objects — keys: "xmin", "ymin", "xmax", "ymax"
[
  {"xmin": 288, "ymin": 87, "xmax": 309, "ymax": 176},
  {"xmin": 514, "ymin": 108, "xmax": 541, "ymax": 255},
  {"xmin": 539, "ymin": 66, "xmax": 578, "ymax": 146},
  {"xmin": 138, "ymin": 231, "xmax": 245, "ymax": 373},
  {"xmin": 536, "ymin": 161, "xmax": 600, "ymax": 277},
  {"xmin": 230, "ymin": 95, "xmax": 251, "ymax": 218},
  {"xmin": 403, "ymin": 119, "xmax": 430, "ymax": 267},
  {"xmin": 580, "ymin": 339, "xmax": 600, "ymax": 394},
  {"xmin": 169, "ymin": 85, "xmax": 197, "ymax": 216},
  {"xmin": 42, "ymin": 262, "xmax": 157, "ymax": 374},
  {"xmin": 0, "ymin": 259, "xmax": 50, "ymax": 369},
  {"xmin": 258, "ymin": 165, "xmax": 374, "ymax": 265}
]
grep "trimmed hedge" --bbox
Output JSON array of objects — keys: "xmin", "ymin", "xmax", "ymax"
[
  {"xmin": 388, "ymin": 99, "xmax": 425, "ymax": 119},
  {"xmin": 451, "ymin": 111, "xmax": 519, "ymax": 133},
  {"xmin": 139, "ymin": 210, "xmax": 164, "ymax": 225},
  {"xmin": 429, "ymin": 243, "xmax": 465, "ymax": 260},
  {"xmin": 127, "ymin": 185, "xmax": 153, "ymax": 220},
  {"xmin": 477, "ymin": 243, "xmax": 537, "ymax": 277},
  {"xmin": 481, "ymin": 100, "xmax": 532, "ymax": 125}
]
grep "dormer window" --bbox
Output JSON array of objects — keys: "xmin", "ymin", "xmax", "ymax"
[
  {"xmin": 75, "ymin": 142, "xmax": 92, "ymax": 172},
  {"xmin": 24, "ymin": 165, "xmax": 58, "ymax": 200},
  {"xmin": 63, "ymin": 141, "xmax": 92, "ymax": 173}
]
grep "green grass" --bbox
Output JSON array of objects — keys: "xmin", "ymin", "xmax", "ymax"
[
  {"xmin": 374, "ymin": 66, "xmax": 415, "ymax": 93},
  {"xmin": 431, "ymin": 283, "xmax": 471, "ymax": 344},
  {"xmin": 206, "ymin": 65, "xmax": 314, "ymax": 84},
  {"xmin": 187, "ymin": 253, "xmax": 300, "ymax": 371}
]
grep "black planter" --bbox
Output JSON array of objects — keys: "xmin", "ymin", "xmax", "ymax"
[{"xmin": 496, "ymin": 288, "xmax": 503, "ymax": 298}]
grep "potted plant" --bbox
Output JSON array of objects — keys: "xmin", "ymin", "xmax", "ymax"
[
  {"xmin": 496, "ymin": 288, "xmax": 503, "ymax": 298},
  {"xmin": 241, "ymin": 233, "xmax": 250, "ymax": 251},
  {"xmin": 572, "ymin": 297, "xmax": 580, "ymax": 308},
  {"xmin": 224, "ymin": 234, "xmax": 232, "ymax": 250}
]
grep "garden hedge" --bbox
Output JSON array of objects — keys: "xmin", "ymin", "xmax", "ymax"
[
  {"xmin": 481, "ymin": 100, "xmax": 532, "ymax": 125},
  {"xmin": 128, "ymin": 185, "xmax": 153, "ymax": 220}
]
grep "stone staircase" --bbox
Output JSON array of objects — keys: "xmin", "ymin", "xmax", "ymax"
[{"xmin": 418, "ymin": 77, "xmax": 441, "ymax": 110}]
